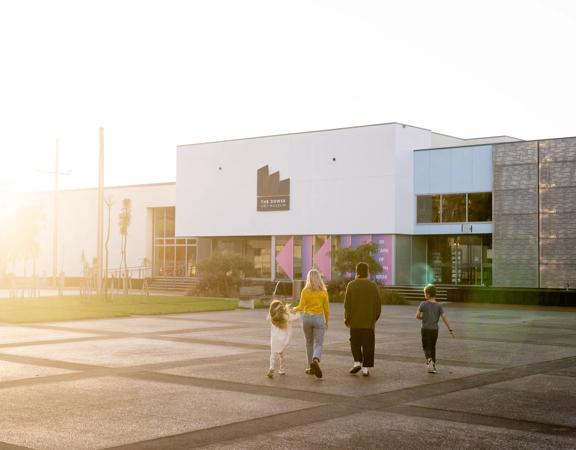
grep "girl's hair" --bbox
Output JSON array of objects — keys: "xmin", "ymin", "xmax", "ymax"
[
  {"xmin": 269, "ymin": 299, "xmax": 288, "ymax": 329},
  {"xmin": 305, "ymin": 269, "xmax": 327, "ymax": 291}
]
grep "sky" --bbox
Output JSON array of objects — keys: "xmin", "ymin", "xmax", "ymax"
[{"xmin": 1, "ymin": 0, "xmax": 576, "ymax": 194}]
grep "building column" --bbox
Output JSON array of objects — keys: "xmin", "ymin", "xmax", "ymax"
[{"xmin": 270, "ymin": 236, "xmax": 276, "ymax": 281}]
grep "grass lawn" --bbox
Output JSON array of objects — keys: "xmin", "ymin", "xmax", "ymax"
[{"xmin": 0, "ymin": 295, "xmax": 238, "ymax": 323}]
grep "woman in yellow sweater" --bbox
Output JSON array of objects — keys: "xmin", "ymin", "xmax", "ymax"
[{"xmin": 292, "ymin": 269, "xmax": 330, "ymax": 378}]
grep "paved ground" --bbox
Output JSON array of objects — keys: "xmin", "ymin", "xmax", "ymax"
[{"xmin": 0, "ymin": 303, "xmax": 573, "ymax": 449}]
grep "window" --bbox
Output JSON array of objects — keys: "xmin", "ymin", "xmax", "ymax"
[
  {"xmin": 442, "ymin": 194, "xmax": 466, "ymax": 222},
  {"xmin": 467, "ymin": 193, "xmax": 492, "ymax": 222},
  {"xmin": 417, "ymin": 195, "xmax": 441, "ymax": 223},
  {"xmin": 416, "ymin": 193, "xmax": 492, "ymax": 224}
]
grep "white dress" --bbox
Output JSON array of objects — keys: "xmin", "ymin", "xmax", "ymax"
[{"xmin": 269, "ymin": 311, "xmax": 300, "ymax": 353}]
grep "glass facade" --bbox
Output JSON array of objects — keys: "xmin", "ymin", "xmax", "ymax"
[{"xmin": 153, "ymin": 207, "xmax": 197, "ymax": 276}]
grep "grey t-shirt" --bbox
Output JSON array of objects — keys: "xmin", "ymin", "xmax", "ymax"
[{"xmin": 418, "ymin": 301, "xmax": 444, "ymax": 330}]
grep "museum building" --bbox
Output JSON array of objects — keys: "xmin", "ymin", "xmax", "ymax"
[{"xmin": 17, "ymin": 123, "xmax": 576, "ymax": 289}]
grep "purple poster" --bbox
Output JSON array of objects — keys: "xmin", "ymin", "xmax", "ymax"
[{"xmin": 371, "ymin": 235, "xmax": 393, "ymax": 285}]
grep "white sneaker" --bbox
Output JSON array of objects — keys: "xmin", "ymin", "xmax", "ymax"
[
  {"xmin": 431, "ymin": 363, "xmax": 438, "ymax": 374},
  {"xmin": 278, "ymin": 369, "xmax": 286, "ymax": 375},
  {"xmin": 362, "ymin": 367, "xmax": 370, "ymax": 377},
  {"xmin": 426, "ymin": 359, "xmax": 434, "ymax": 373}
]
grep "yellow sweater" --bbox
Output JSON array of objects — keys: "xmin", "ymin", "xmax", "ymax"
[{"xmin": 293, "ymin": 288, "xmax": 330, "ymax": 323}]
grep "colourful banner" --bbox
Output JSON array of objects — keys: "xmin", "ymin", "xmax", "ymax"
[{"xmin": 276, "ymin": 237, "xmax": 294, "ymax": 280}]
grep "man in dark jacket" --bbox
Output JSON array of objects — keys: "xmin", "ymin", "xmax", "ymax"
[{"xmin": 344, "ymin": 262, "xmax": 381, "ymax": 376}]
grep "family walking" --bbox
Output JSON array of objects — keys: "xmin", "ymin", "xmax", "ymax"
[{"xmin": 266, "ymin": 264, "xmax": 454, "ymax": 378}]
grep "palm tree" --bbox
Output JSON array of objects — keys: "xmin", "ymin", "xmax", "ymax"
[{"xmin": 118, "ymin": 198, "xmax": 131, "ymax": 295}]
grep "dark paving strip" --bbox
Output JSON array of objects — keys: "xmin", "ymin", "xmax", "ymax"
[
  {"xmin": 148, "ymin": 316, "xmax": 259, "ymax": 325},
  {"xmin": 106, "ymin": 355, "xmax": 576, "ymax": 449},
  {"xmin": 123, "ymin": 371, "xmax": 346, "ymax": 404},
  {"xmin": 0, "ymin": 352, "xmax": 103, "ymax": 371},
  {"xmin": 388, "ymin": 405, "xmax": 576, "ymax": 437},
  {"xmin": 105, "ymin": 403, "xmax": 360, "ymax": 450},
  {"xmin": 0, "ymin": 442, "xmax": 33, "ymax": 449}
]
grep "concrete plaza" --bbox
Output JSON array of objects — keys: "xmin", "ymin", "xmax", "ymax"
[{"xmin": 0, "ymin": 303, "xmax": 573, "ymax": 449}]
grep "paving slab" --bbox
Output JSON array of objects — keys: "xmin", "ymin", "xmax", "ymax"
[
  {"xmin": 0, "ymin": 360, "xmax": 74, "ymax": 382},
  {"xmin": 195, "ymin": 410, "xmax": 576, "ymax": 450},
  {"xmin": 0, "ymin": 325, "xmax": 97, "ymax": 345},
  {"xmin": 0, "ymin": 376, "xmax": 319, "ymax": 450},
  {"xmin": 0, "ymin": 337, "xmax": 255, "ymax": 368},
  {"xmin": 42, "ymin": 317, "xmax": 237, "ymax": 334},
  {"xmin": 410, "ymin": 374, "xmax": 576, "ymax": 427},
  {"xmin": 158, "ymin": 350, "xmax": 487, "ymax": 397}
]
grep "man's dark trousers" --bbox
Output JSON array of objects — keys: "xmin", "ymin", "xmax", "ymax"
[{"xmin": 350, "ymin": 328, "xmax": 375, "ymax": 367}]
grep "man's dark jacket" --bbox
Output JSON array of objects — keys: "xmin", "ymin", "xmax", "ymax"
[{"xmin": 344, "ymin": 278, "xmax": 382, "ymax": 328}]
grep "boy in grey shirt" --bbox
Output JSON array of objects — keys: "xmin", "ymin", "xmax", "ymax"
[{"xmin": 416, "ymin": 284, "xmax": 454, "ymax": 373}]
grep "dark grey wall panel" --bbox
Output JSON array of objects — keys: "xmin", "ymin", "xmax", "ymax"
[
  {"xmin": 492, "ymin": 214, "xmax": 538, "ymax": 240},
  {"xmin": 540, "ymin": 212, "xmax": 576, "ymax": 238},
  {"xmin": 492, "ymin": 141, "xmax": 539, "ymax": 287},
  {"xmin": 539, "ymin": 139, "xmax": 576, "ymax": 288},
  {"xmin": 540, "ymin": 264, "xmax": 576, "ymax": 289}
]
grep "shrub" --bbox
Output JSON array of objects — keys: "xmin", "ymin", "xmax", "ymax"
[{"xmin": 196, "ymin": 253, "xmax": 254, "ymax": 297}]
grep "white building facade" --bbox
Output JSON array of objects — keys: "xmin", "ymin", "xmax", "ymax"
[{"xmin": 17, "ymin": 122, "xmax": 574, "ymax": 289}]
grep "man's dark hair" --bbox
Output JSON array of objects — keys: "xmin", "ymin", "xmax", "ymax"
[
  {"xmin": 356, "ymin": 262, "xmax": 369, "ymax": 278},
  {"xmin": 424, "ymin": 284, "xmax": 436, "ymax": 298}
]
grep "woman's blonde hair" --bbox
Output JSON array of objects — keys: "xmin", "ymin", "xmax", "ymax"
[
  {"xmin": 269, "ymin": 299, "xmax": 288, "ymax": 329},
  {"xmin": 305, "ymin": 269, "xmax": 327, "ymax": 291}
]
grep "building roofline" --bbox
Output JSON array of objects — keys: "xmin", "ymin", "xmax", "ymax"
[
  {"xmin": 23, "ymin": 181, "xmax": 175, "ymax": 194},
  {"xmin": 176, "ymin": 122, "xmax": 523, "ymax": 149},
  {"xmin": 414, "ymin": 134, "xmax": 576, "ymax": 152},
  {"xmin": 176, "ymin": 122, "xmax": 442, "ymax": 148}
]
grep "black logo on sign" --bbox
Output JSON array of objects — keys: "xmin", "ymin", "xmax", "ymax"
[{"xmin": 257, "ymin": 165, "xmax": 290, "ymax": 211}]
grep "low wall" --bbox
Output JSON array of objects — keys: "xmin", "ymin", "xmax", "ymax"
[{"xmin": 448, "ymin": 287, "xmax": 576, "ymax": 307}]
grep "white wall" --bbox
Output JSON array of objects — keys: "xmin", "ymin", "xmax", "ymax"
[
  {"xmin": 15, "ymin": 183, "xmax": 175, "ymax": 277},
  {"xmin": 176, "ymin": 124, "xmax": 433, "ymax": 237}
]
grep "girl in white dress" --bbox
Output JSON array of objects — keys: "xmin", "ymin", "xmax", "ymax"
[{"xmin": 267, "ymin": 299, "xmax": 300, "ymax": 378}]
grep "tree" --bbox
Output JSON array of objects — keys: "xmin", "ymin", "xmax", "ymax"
[
  {"xmin": 332, "ymin": 242, "xmax": 383, "ymax": 280},
  {"xmin": 197, "ymin": 253, "xmax": 254, "ymax": 297},
  {"xmin": 118, "ymin": 198, "xmax": 132, "ymax": 295}
]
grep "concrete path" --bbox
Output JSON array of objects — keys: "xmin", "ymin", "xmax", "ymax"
[{"xmin": 0, "ymin": 304, "xmax": 573, "ymax": 449}]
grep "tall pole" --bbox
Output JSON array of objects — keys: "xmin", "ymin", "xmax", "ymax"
[
  {"xmin": 52, "ymin": 140, "xmax": 60, "ymax": 286},
  {"xmin": 96, "ymin": 128, "xmax": 104, "ymax": 295}
]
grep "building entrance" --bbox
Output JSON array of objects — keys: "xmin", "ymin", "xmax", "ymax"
[{"xmin": 428, "ymin": 235, "xmax": 491, "ymax": 286}]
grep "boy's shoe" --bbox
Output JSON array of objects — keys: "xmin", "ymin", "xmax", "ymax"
[
  {"xmin": 362, "ymin": 367, "xmax": 370, "ymax": 377},
  {"xmin": 305, "ymin": 367, "xmax": 313, "ymax": 375},
  {"xmin": 430, "ymin": 363, "xmax": 438, "ymax": 374},
  {"xmin": 311, "ymin": 358, "xmax": 323, "ymax": 378},
  {"xmin": 266, "ymin": 368, "xmax": 274, "ymax": 378},
  {"xmin": 426, "ymin": 358, "xmax": 434, "ymax": 373},
  {"xmin": 278, "ymin": 369, "xmax": 286, "ymax": 375},
  {"xmin": 349, "ymin": 365, "xmax": 362, "ymax": 374}
]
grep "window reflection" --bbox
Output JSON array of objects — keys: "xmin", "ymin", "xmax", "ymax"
[
  {"xmin": 417, "ymin": 195, "xmax": 441, "ymax": 223},
  {"xmin": 442, "ymin": 194, "xmax": 466, "ymax": 222},
  {"xmin": 468, "ymin": 193, "xmax": 492, "ymax": 222}
]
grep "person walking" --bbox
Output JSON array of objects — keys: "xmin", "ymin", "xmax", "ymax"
[
  {"xmin": 344, "ymin": 262, "xmax": 381, "ymax": 377},
  {"xmin": 292, "ymin": 269, "xmax": 329, "ymax": 378},
  {"xmin": 266, "ymin": 299, "xmax": 300, "ymax": 378},
  {"xmin": 416, "ymin": 284, "xmax": 454, "ymax": 374}
]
